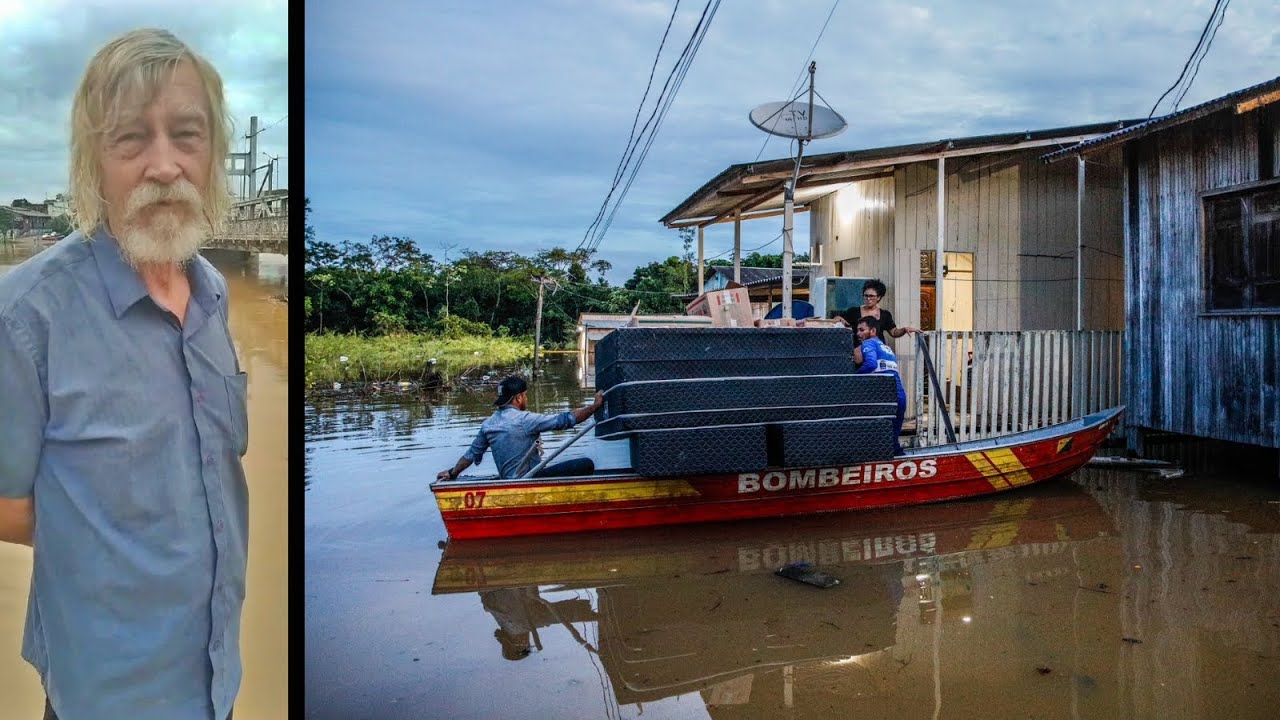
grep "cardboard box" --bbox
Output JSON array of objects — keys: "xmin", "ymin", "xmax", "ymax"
[
  {"xmin": 687, "ymin": 287, "xmax": 754, "ymax": 328},
  {"xmin": 755, "ymin": 318, "xmax": 796, "ymax": 328},
  {"xmin": 708, "ymin": 287, "xmax": 754, "ymax": 327}
]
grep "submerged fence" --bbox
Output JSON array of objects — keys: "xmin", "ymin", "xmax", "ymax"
[{"xmin": 908, "ymin": 330, "xmax": 1125, "ymax": 447}]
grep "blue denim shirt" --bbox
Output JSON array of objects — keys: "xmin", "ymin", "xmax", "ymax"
[
  {"xmin": 0, "ymin": 229, "xmax": 248, "ymax": 720},
  {"xmin": 464, "ymin": 406, "xmax": 576, "ymax": 478}
]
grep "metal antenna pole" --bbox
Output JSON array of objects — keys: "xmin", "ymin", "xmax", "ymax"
[
  {"xmin": 782, "ymin": 63, "xmax": 816, "ymax": 321},
  {"xmin": 806, "ymin": 62, "xmax": 816, "ymax": 138}
]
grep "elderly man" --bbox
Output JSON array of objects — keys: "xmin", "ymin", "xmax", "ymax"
[{"xmin": 0, "ymin": 29, "xmax": 247, "ymax": 720}]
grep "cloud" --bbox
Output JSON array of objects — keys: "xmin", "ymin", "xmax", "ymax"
[
  {"xmin": 0, "ymin": 0, "xmax": 289, "ymax": 205},
  {"xmin": 305, "ymin": 0, "xmax": 1278, "ymax": 282}
]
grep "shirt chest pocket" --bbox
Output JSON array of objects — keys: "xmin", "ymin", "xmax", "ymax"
[{"xmin": 224, "ymin": 372, "xmax": 249, "ymax": 456}]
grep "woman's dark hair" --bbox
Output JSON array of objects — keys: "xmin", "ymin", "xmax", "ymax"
[
  {"xmin": 863, "ymin": 278, "xmax": 888, "ymax": 298},
  {"xmin": 858, "ymin": 316, "xmax": 881, "ymax": 332}
]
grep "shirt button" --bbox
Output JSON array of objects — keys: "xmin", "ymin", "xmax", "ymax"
[
  {"xmin": 205, "ymin": 454, "xmax": 214, "ymax": 465},
  {"xmin": 215, "ymin": 521, "xmax": 224, "ymax": 532}
]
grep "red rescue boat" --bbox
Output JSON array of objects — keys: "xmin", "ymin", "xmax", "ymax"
[{"xmin": 430, "ymin": 406, "xmax": 1123, "ymax": 540}]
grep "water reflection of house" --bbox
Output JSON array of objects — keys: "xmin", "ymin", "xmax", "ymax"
[{"xmin": 1044, "ymin": 76, "xmax": 1280, "ymax": 456}]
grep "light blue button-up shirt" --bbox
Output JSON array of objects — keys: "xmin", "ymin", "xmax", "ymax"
[
  {"xmin": 464, "ymin": 406, "xmax": 576, "ymax": 478},
  {"xmin": 0, "ymin": 228, "xmax": 249, "ymax": 720}
]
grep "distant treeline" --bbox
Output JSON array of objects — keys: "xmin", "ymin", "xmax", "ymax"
[{"xmin": 303, "ymin": 198, "xmax": 807, "ymax": 346}]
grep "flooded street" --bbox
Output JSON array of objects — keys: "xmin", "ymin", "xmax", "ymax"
[
  {"xmin": 0, "ymin": 239, "xmax": 289, "ymax": 718},
  {"xmin": 305, "ymin": 358, "xmax": 1280, "ymax": 719}
]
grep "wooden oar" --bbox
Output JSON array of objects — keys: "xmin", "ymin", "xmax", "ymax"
[{"xmin": 916, "ymin": 334, "xmax": 958, "ymax": 444}]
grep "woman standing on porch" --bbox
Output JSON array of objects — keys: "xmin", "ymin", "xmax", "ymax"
[{"xmin": 838, "ymin": 279, "xmax": 920, "ymax": 343}]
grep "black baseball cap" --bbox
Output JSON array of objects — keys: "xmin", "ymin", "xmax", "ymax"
[{"xmin": 494, "ymin": 375, "xmax": 528, "ymax": 406}]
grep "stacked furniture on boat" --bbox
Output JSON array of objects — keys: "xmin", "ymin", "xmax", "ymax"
[{"xmin": 593, "ymin": 327, "xmax": 900, "ymax": 476}]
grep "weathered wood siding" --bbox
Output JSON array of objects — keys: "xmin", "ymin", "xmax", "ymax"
[
  {"xmin": 815, "ymin": 175, "xmax": 896, "ymax": 279},
  {"xmin": 1125, "ymin": 102, "xmax": 1280, "ymax": 448},
  {"xmin": 814, "ymin": 148, "xmax": 1125, "ymax": 335}
]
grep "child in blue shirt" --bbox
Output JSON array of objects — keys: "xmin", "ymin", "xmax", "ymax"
[{"xmin": 854, "ymin": 316, "xmax": 906, "ymax": 455}]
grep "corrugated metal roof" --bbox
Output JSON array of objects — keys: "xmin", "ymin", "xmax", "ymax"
[
  {"xmin": 1041, "ymin": 76, "xmax": 1280, "ymax": 163},
  {"xmin": 707, "ymin": 265, "xmax": 812, "ymax": 288},
  {"xmin": 661, "ymin": 120, "xmax": 1140, "ymax": 227},
  {"xmin": 1, "ymin": 205, "xmax": 51, "ymax": 218}
]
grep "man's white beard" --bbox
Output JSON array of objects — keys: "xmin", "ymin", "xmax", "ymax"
[{"xmin": 115, "ymin": 181, "xmax": 207, "ymax": 267}]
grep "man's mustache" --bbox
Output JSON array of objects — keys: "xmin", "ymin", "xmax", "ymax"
[{"xmin": 124, "ymin": 181, "xmax": 202, "ymax": 218}]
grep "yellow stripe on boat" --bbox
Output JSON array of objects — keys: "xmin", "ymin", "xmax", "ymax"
[
  {"xmin": 983, "ymin": 449, "xmax": 1035, "ymax": 487},
  {"xmin": 436, "ymin": 479, "xmax": 701, "ymax": 511},
  {"xmin": 966, "ymin": 452, "xmax": 1009, "ymax": 489},
  {"xmin": 966, "ymin": 521, "xmax": 1021, "ymax": 549}
]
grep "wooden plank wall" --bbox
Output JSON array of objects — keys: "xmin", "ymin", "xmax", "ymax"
[
  {"xmin": 887, "ymin": 150, "xmax": 1124, "ymax": 332},
  {"xmin": 823, "ymin": 175, "xmax": 896, "ymax": 279},
  {"xmin": 1082, "ymin": 147, "xmax": 1127, "ymax": 329},
  {"xmin": 1126, "ymin": 103, "xmax": 1280, "ymax": 448},
  {"xmin": 813, "ymin": 147, "xmax": 1126, "ymax": 398}
]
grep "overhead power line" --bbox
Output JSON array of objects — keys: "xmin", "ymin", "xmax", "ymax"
[
  {"xmin": 581, "ymin": 0, "xmax": 683, "ymax": 247},
  {"xmin": 580, "ymin": 0, "xmax": 723, "ymax": 253},
  {"xmin": 1148, "ymin": 0, "xmax": 1230, "ymax": 118},
  {"xmin": 589, "ymin": 0, "xmax": 722, "ymax": 252},
  {"xmin": 1172, "ymin": 0, "xmax": 1230, "ymax": 111}
]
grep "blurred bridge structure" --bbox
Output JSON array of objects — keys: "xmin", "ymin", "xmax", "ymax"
[{"xmin": 204, "ymin": 190, "xmax": 288, "ymax": 255}]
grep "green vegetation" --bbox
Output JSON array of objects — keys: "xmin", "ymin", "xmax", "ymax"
[
  {"xmin": 305, "ymin": 332, "xmax": 532, "ymax": 386},
  {"xmin": 302, "ymin": 197, "xmax": 810, "ymax": 391},
  {"xmin": 50, "ymin": 214, "xmax": 72, "ymax": 236}
]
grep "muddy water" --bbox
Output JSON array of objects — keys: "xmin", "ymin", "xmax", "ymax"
[
  {"xmin": 0, "ymin": 240, "xmax": 289, "ymax": 719},
  {"xmin": 305, "ymin": 358, "xmax": 1280, "ymax": 720}
]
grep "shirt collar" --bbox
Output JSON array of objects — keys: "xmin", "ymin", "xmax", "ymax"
[{"xmin": 88, "ymin": 226, "xmax": 223, "ymax": 319}]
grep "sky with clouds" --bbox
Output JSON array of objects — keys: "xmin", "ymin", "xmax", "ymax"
[
  {"xmin": 0, "ymin": 0, "xmax": 289, "ymax": 209},
  {"xmin": 304, "ymin": 0, "xmax": 1277, "ymax": 283}
]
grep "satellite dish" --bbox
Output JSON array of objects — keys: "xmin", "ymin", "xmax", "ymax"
[{"xmin": 749, "ymin": 100, "xmax": 847, "ymax": 140}]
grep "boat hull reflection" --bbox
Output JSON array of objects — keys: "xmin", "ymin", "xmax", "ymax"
[{"xmin": 435, "ymin": 483, "xmax": 1114, "ymax": 709}]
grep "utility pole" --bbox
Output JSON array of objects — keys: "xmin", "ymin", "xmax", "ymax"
[
  {"xmin": 225, "ymin": 115, "xmax": 259, "ymax": 203},
  {"xmin": 532, "ymin": 276, "xmax": 552, "ymax": 373},
  {"xmin": 247, "ymin": 115, "xmax": 259, "ymax": 198}
]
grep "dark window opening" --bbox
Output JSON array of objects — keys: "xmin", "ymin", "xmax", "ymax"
[{"xmin": 1204, "ymin": 179, "xmax": 1280, "ymax": 311}]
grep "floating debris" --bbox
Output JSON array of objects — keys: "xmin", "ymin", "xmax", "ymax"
[
  {"xmin": 776, "ymin": 563, "xmax": 840, "ymax": 588},
  {"xmin": 1087, "ymin": 456, "xmax": 1179, "ymax": 471}
]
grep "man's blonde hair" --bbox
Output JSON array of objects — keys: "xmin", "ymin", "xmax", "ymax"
[{"xmin": 69, "ymin": 28, "xmax": 233, "ymax": 238}]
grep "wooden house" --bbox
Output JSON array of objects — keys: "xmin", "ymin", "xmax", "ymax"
[
  {"xmin": 662, "ymin": 120, "xmax": 1141, "ymax": 339},
  {"xmin": 1044, "ymin": 77, "xmax": 1280, "ymax": 454},
  {"xmin": 660, "ymin": 123, "xmax": 1146, "ymax": 447},
  {"xmin": 1, "ymin": 204, "xmax": 52, "ymax": 234}
]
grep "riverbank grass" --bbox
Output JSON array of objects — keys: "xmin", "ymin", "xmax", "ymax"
[{"xmin": 305, "ymin": 332, "xmax": 534, "ymax": 386}]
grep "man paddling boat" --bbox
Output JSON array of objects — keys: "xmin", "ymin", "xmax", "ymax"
[{"xmin": 438, "ymin": 376, "xmax": 604, "ymax": 481}]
